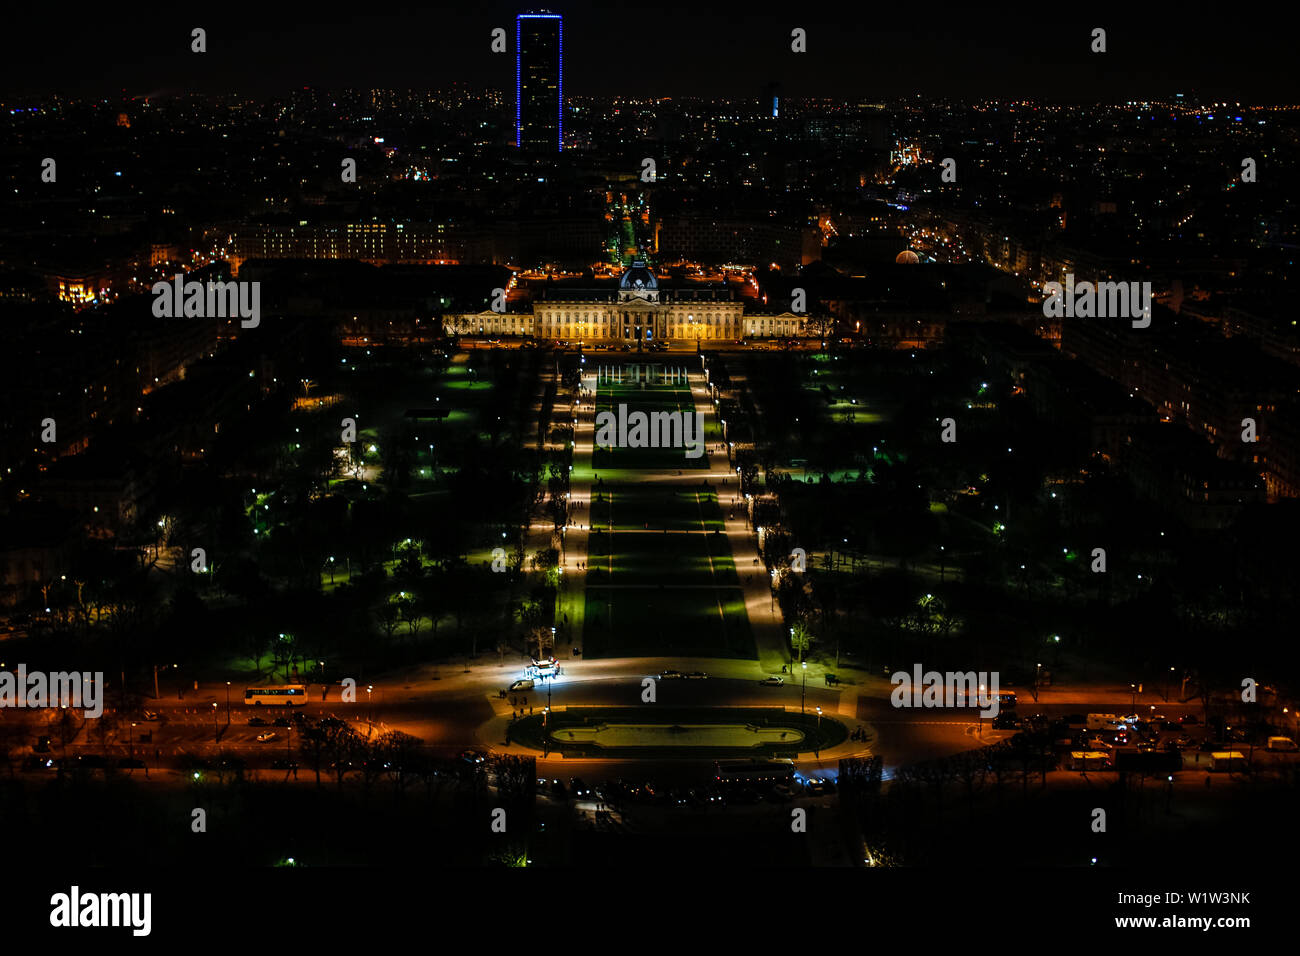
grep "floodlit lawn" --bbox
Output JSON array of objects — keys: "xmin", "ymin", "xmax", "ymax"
[
  {"xmin": 591, "ymin": 378, "xmax": 711, "ymax": 470},
  {"xmin": 583, "ymin": 585, "xmax": 755, "ymax": 659},
  {"xmin": 579, "ymin": 372, "xmax": 755, "ymax": 659},
  {"xmin": 586, "ymin": 525, "xmax": 737, "ymax": 586},
  {"xmin": 589, "ymin": 483, "xmax": 726, "ymax": 533}
]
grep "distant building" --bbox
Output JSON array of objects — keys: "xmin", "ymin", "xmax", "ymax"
[
  {"xmin": 448, "ymin": 262, "xmax": 810, "ymax": 343},
  {"xmin": 517, "ymin": 11, "xmax": 564, "ymax": 153}
]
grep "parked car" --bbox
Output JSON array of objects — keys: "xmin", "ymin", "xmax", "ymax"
[
  {"xmin": 1179, "ymin": 714, "xmax": 1200, "ymax": 725},
  {"xmin": 255, "ymin": 732, "xmax": 278, "ymax": 743},
  {"xmin": 759, "ymin": 676, "xmax": 784, "ymax": 686},
  {"xmin": 248, "ymin": 716, "xmax": 269, "ymax": 727},
  {"xmin": 992, "ymin": 713, "xmax": 1019, "ymax": 730},
  {"xmin": 141, "ymin": 711, "xmax": 162, "ymax": 722},
  {"xmin": 273, "ymin": 716, "xmax": 292, "ymax": 728}
]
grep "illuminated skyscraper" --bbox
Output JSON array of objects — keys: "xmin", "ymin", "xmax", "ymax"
[{"xmin": 516, "ymin": 11, "xmax": 563, "ymax": 153}]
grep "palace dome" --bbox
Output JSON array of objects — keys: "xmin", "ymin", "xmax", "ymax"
[{"xmin": 619, "ymin": 261, "xmax": 658, "ymax": 291}]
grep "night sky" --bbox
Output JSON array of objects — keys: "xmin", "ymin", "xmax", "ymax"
[{"xmin": 1, "ymin": 1, "xmax": 1294, "ymax": 101}]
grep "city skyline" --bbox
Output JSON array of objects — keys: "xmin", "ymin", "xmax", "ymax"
[{"xmin": 3, "ymin": 4, "xmax": 1299, "ymax": 100}]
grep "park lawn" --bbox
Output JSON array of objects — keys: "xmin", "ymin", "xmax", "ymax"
[
  {"xmin": 589, "ymin": 482, "xmax": 727, "ymax": 533},
  {"xmin": 586, "ymin": 526, "xmax": 738, "ymax": 586},
  {"xmin": 582, "ymin": 585, "xmax": 755, "ymax": 659},
  {"xmin": 591, "ymin": 377, "xmax": 711, "ymax": 470}
]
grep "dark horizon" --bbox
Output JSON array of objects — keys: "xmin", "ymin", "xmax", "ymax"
[{"xmin": 2, "ymin": 2, "xmax": 1296, "ymax": 102}]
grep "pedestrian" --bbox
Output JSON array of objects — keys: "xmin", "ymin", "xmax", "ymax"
[{"xmin": 530, "ymin": 706, "xmax": 533, "ymax": 715}]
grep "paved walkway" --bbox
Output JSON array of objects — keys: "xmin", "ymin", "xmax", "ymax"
[{"xmin": 686, "ymin": 370, "xmax": 789, "ymax": 672}]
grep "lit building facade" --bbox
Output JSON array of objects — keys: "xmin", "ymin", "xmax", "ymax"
[{"xmin": 448, "ymin": 262, "xmax": 809, "ymax": 343}]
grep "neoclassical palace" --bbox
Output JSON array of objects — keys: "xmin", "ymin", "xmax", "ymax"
[{"xmin": 447, "ymin": 262, "xmax": 809, "ymax": 343}]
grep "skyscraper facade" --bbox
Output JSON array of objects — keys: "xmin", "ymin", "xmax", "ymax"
[{"xmin": 516, "ymin": 11, "xmax": 563, "ymax": 153}]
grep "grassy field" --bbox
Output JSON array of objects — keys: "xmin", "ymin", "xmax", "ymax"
[
  {"xmin": 590, "ymin": 373, "xmax": 717, "ymax": 471},
  {"xmin": 581, "ymin": 370, "xmax": 755, "ymax": 660}
]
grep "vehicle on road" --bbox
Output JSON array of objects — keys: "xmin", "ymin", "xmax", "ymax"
[
  {"xmin": 1179, "ymin": 714, "xmax": 1200, "ymax": 725},
  {"xmin": 509, "ymin": 679, "xmax": 535, "ymax": 693},
  {"xmin": 1210, "ymin": 751, "xmax": 1246, "ymax": 771},
  {"xmin": 1086, "ymin": 714, "xmax": 1133, "ymax": 732},
  {"xmin": 528, "ymin": 657, "xmax": 560, "ymax": 678},
  {"xmin": 659, "ymin": 670, "xmax": 683, "ymax": 680},
  {"xmin": 684, "ymin": 671, "xmax": 708, "ymax": 680},
  {"xmin": 141, "ymin": 711, "xmax": 162, "ymax": 721},
  {"xmin": 1067, "ymin": 751, "xmax": 1113, "ymax": 771},
  {"xmin": 1267, "ymin": 736, "xmax": 1298, "ymax": 752},
  {"xmin": 759, "ymin": 676, "xmax": 784, "ymax": 686},
  {"xmin": 714, "ymin": 758, "xmax": 797, "ymax": 787},
  {"xmin": 255, "ymin": 732, "xmax": 278, "ymax": 743},
  {"xmin": 992, "ymin": 713, "xmax": 1019, "ymax": 730},
  {"xmin": 246, "ymin": 685, "xmax": 309, "ymax": 706}
]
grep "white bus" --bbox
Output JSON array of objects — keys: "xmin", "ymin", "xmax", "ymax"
[
  {"xmin": 245, "ymin": 685, "xmax": 308, "ymax": 706},
  {"xmin": 1086, "ymin": 713, "xmax": 1134, "ymax": 731}
]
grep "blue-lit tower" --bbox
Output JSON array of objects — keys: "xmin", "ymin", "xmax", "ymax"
[{"xmin": 516, "ymin": 11, "xmax": 563, "ymax": 153}]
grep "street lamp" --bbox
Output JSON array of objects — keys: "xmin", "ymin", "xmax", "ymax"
[
  {"xmin": 225, "ymin": 681, "xmax": 231, "ymax": 725},
  {"xmin": 1130, "ymin": 683, "xmax": 1137, "ymax": 710},
  {"xmin": 1034, "ymin": 663, "xmax": 1042, "ymax": 702},
  {"xmin": 367, "ymin": 685, "xmax": 373, "ymax": 725},
  {"xmin": 816, "ymin": 705, "xmax": 822, "ymax": 732},
  {"xmin": 801, "ymin": 661, "xmax": 807, "ymax": 715},
  {"xmin": 212, "ymin": 702, "xmax": 219, "ymax": 743}
]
